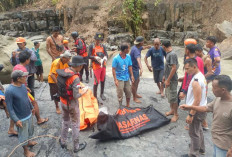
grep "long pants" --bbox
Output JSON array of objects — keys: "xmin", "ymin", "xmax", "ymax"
[
  {"xmin": 60, "ymin": 101, "xmax": 80, "ymax": 149},
  {"xmin": 80, "ymin": 57, "xmax": 89, "ymax": 80},
  {"xmin": 116, "ymin": 80, "xmax": 131, "ymax": 105},
  {"xmin": 27, "ymin": 74, "xmax": 35, "ymax": 97},
  {"xmin": 189, "ymin": 112, "xmax": 206, "ymax": 157}
]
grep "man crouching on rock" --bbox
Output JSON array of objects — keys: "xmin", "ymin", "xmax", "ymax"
[
  {"xmin": 5, "ymin": 70, "xmax": 37, "ymax": 157},
  {"xmin": 57, "ymin": 55, "xmax": 88, "ymax": 153}
]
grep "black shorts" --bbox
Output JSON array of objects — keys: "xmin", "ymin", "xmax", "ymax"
[
  {"xmin": 153, "ymin": 69, "xmax": 164, "ymax": 83},
  {"xmin": 49, "ymin": 83, "xmax": 58, "ymax": 101},
  {"xmin": 35, "ymin": 65, "xmax": 43, "ymax": 75}
]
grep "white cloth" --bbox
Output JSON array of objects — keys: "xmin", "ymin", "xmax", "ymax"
[{"xmin": 186, "ymin": 72, "xmax": 207, "ymax": 106}]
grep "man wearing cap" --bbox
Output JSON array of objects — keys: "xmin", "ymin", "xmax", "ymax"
[
  {"xmin": 88, "ymin": 32, "xmax": 108, "ymax": 100},
  {"xmin": 15, "ymin": 37, "xmax": 37, "ymax": 97},
  {"xmin": 130, "ymin": 36, "xmax": 150, "ymax": 103},
  {"xmin": 71, "ymin": 32, "xmax": 89, "ymax": 83},
  {"xmin": 46, "ymin": 26, "xmax": 64, "ymax": 61},
  {"xmin": 48, "ymin": 50, "xmax": 71, "ymax": 114},
  {"xmin": 5, "ymin": 70, "xmax": 37, "ymax": 157},
  {"xmin": 144, "ymin": 38, "xmax": 166, "ymax": 97},
  {"xmin": 57, "ymin": 55, "xmax": 88, "ymax": 153}
]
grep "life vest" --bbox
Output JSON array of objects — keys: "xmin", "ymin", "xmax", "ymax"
[
  {"xmin": 57, "ymin": 68, "xmax": 79, "ymax": 105},
  {"xmin": 75, "ymin": 38, "xmax": 87, "ymax": 57},
  {"xmin": 91, "ymin": 44, "xmax": 106, "ymax": 70}
]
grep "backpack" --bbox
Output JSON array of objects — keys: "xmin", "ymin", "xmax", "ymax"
[{"xmin": 57, "ymin": 69, "xmax": 74, "ymax": 101}]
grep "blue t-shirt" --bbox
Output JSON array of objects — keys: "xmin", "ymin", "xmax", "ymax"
[
  {"xmin": 146, "ymin": 46, "xmax": 166, "ymax": 70},
  {"xmin": 130, "ymin": 45, "xmax": 143, "ymax": 71},
  {"xmin": 112, "ymin": 54, "xmax": 132, "ymax": 81},
  {"xmin": 5, "ymin": 84, "xmax": 33, "ymax": 122}
]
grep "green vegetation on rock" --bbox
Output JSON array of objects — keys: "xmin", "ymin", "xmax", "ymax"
[
  {"xmin": 122, "ymin": 0, "xmax": 144, "ymax": 37},
  {"xmin": 0, "ymin": 0, "xmax": 36, "ymax": 12}
]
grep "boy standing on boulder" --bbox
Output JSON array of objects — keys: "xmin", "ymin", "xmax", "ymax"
[
  {"xmin": 46, "ymin": 26, "xmax": 64, "ymax": 61},
  {"xmin": 5, "ymin": 70, "xmax": 37, "ymax": 157},
  {"xmin": 32, "ymin": 41, "xmax": 44, "ymax": 82},
  {"xmin": 112, "ymin": 43, "xmax": 134, "ymax": 107}
]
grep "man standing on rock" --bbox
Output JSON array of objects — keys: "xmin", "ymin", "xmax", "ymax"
[
  {"xmin": 48, "ymin": 51, "xmax": 71, "ymax": 114},
  {"xmin": 46, "ymin": 26, "xmax": 64, "ymax": 61},
  {"xmin": 58, "ymin": 56, "xmax": 87, "ymax": 153},
  {"xmin": 112, "ymin": 43, "xmax": 134, "ymax": 107},
  {"xmin": 6, "ymin": 70, "xmax": 37, "ymax": 157},
  {"xmin": 180, "ymin": 74, "xmax": 232, "ymax": 157},
  {"xmin": 88, "ymin": 32, "xmax": 108, "ymax": 100},
  {"xmin": 179, "ymin": 58, "xmax": 207, "ymax": 157},
  {"xmin": 144, "ymin": 38, "xmax": 166, "ymax": 97},
  {"xmin": 130, "ymin": 36, "xmax": 150, "ymax": 103},
  {"xmin": 71, "ymin": 32, "xmax": 89, "ymax": 83},
  {"xmin": 205, "ymin": 36, "xmax": 221, "ymax": 83},
  {"xmin": 15, "ymin": 37, "xmax": 37, "ymax": 97},
  {"xmin": 162, "ymin": 40, "xmax": 179, "ymax": 122}
]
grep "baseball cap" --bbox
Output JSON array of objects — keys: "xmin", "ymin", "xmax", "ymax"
[
  {"xmin": 134, "ymin": 36, "xmax": 144, "ymax": 45},
  {"xmin": 11, "ymin": 70, "xmax": 29, "ymax": 80},
  {"xmin": 60, "ymin": 50, "xmax": 72, "ymax": 58},
  {"xmin": 16, "ymin": 37, "xmax": 26, "ymax": 43}
]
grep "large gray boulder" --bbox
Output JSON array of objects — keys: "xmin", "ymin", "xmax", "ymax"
[
  {"xmin": 214, "ymin": 20, "xmax": 232, "ymax": 42},
  {"xmin": 107, "ymin": 33, "xmax": 134, "ymax": 46}
]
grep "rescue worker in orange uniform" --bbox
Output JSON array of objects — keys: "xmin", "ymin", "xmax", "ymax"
[
  {"xmin": 71, "ymin": 32, "xmax": 89, "ymax": 83},
  {"xmin": 57, "ymin": 55, "xmax": 88, "ymax": 153},
  {"xmin": 88, "ymin": 32, "xmax": 108, "ymax": 101}
]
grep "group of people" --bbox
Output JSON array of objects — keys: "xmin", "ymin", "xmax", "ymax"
[{"xmin": 0, "ymin": 25, "xmax": 231, "ymax": 157}]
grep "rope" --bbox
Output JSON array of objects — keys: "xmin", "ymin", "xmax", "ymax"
[{"xmin": 7, "ymin": 134, "xmax": 59, "ymax": 157}]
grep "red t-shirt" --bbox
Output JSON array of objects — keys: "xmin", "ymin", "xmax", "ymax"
[{"xmin": 182, "ymin": 56, "xmax": 204, "ymax": 93}]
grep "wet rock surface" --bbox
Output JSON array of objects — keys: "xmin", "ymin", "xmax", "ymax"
[{"xmin": 0, "ymin": 51, "xmax": 215, "ymax": 157}]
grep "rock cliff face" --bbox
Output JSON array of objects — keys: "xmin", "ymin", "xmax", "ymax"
[{"xmin": 0, "ymin": 8, "xmax": 73, "ymax": 37}]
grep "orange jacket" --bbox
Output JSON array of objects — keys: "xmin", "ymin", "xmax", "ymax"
[{"xmin": 91, "ymin": 45, "xmax": 106, "ymax": 70}]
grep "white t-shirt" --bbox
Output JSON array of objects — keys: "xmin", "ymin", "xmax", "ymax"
[{"xmin": 186, "ymin": 72, "xmax": 207, "ymax": 106}]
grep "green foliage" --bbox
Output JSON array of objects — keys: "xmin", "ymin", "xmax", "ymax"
[
  {"xmin": 154, "ymin": 0, "xmax": 162, "ymax": 6},
  {"xmin": 51, "ymin": 0, "xmax": 59, "ymax": 6},
  {"xmin": 122, "ymin": 0, "xmax": 144, "ymax": 37},
  {"xmin": 0, "ymin": 0, "xmax": 36, "ymax": 12}
]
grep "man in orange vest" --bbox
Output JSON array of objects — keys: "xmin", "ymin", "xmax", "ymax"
[
  {"xmin": 57, "ymin": 55, "xmax": 88, "ymax": 153},
  {"xmin": 88, "ymin": 32, "xmax": 108, "ymax": 100},
  {"xmin": 71, "ymin": 32, "xmax": 89, "ymax": 83}
]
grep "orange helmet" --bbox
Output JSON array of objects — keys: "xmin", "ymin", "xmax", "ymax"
[
  {"xmin": 63, "ymin": 40, "xmax": 69, "ymax": 44},
  {"xmin": 184, "ymin": 38, "xmax": 197, "ymax": 46},
  {"xmin": 16, "ymin": 37, "xmax": 26, "ymax": 43}
]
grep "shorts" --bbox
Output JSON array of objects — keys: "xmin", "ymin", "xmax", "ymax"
[
  {"xmin": 133, "ymin": 70, "xmax": 140, "ymax": 81},
  {"xmin": 93, "ymin": 67, "xmax": 106, "ymax": 85},
  {"xmin": 206, "ymin": 74, "xmax": 217, "ymax": 81},
  {"xmin": 49, "ymin": 83, "xmax": 59, "ymax": 100},
  {"xmin": 165, "ymin": 81, "xmax": 178, "ymax": 104},
  {"xmin": 17, "ymin": 116, "xmax": 34, "ymax": 146},
  {"xmin": 35, "ymin": 65, "xmax": 43, "ymax": 75},
  {"xmin": 153, "ymin": 69, "xmax": 164, "ymax": 83}
]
